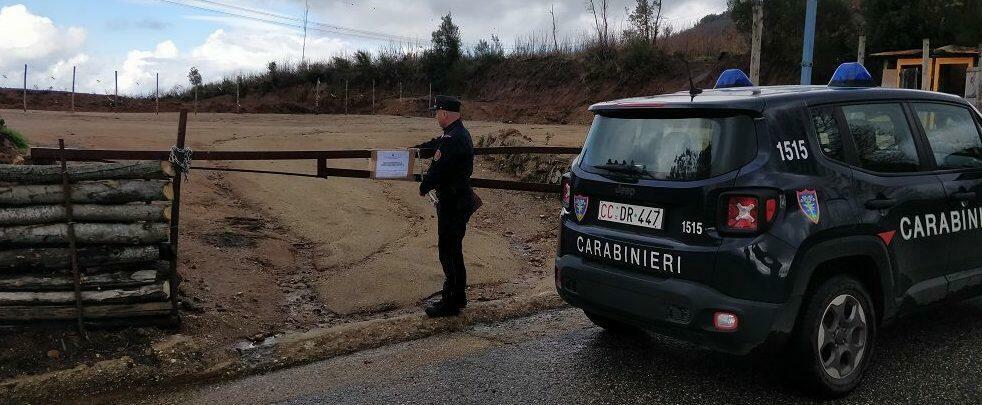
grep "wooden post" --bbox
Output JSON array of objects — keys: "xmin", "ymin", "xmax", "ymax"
[
  {"xmin": 922, "ymin": 38, "xmax": 931, "ymax": 91},
  {"xmin": 315, "ymin": 78, "xmax": 320, "ymax": 111},
  {"xmin": 857, "ymin": 35, "xmax": 866, "ymax": 66},
  {"xmin": 372, "ymin": 80, "xmax": 375, "ymax": 114},
  {"xmin": 58, "ymin": 139, "xmax": 86, "ymax": 337},
  {"xmin": 344, "ymin": 80, "xmax": 349, "ymax": 115},
  {"xmin": 168, "ymin": 111, "xmax": 188, "ymax": 318},
  {"xmin": 114, "ymin": 70, "xmax": 118, "ymax": 112},
  {"xmin": 194, "ymin": 86, "xmax": 198, "ymax": 115},
  {"xmin": 428, "ymin": 82, "xmax": 433, "ymax": 107},
  {"xmin": 235, "ymin": 76, "xmax": 240, "ymax": 114},
  {"xmin": 71, "ymin": 66, "xmax": 76, "ymax": 114},
  {"xmin": 749, "ymin": 0, "xmax": 763, "ymax": 85},
  {"xmin": 399, "ymin": 82, "xmax": 403, "ymax": 101},
  {"xmin": 23, "ymin": 64, "xmax": 27, "ymax": 113},
  {"xmin": 155, "ymin": 73, "xmax": 159, "ymax": 115}
]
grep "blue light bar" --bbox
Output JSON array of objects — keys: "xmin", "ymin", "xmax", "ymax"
[
  {"xmin": 828, "ymin": 62, "xmax": 874, "ymax": 88},
  {"xmin": 714, "ymin": 69, "xmax": 754, "ymax": 89}
]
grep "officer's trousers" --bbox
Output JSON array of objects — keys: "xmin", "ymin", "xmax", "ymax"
[{"xmin": 436, "ymin": 190, "xmax": 474, "ymax": 307}]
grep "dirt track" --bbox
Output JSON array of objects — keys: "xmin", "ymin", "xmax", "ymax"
[{"xmin": 0, "ymin": 109, "xmax": 587, "ymax": 379}]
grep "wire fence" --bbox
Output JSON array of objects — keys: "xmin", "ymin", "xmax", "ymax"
[{"xmin": 2, "ymin": 64, "xmax": 440, "ymax": 116}]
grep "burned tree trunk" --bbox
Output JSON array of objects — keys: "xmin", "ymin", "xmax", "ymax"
[
  {"xmin": 0, "ymin": 223, "xmax": 169, "ymax": 245},
  {"xmin": 0, "ymin": 204, "xmax": 170, "ymax": 225},
  {"xmin": 0, "ymin": 180, "xmax": 172, "ymax": 205},
  {"xmin": 0, "ymin": 161, "xmax": 174, "ymax": 184},
  {"xmin": 0, "ymin": 245, "xmax": 161, "ymax": 270},
  {"xmin": 0, "ymin": 270, "xmax": 158, "ymax": 291},
  {"xmin": 0, "ymin": 281, "xmax": 169, "ymax": 304}
]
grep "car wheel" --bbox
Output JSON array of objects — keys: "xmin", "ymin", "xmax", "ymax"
[
  {"xmin": 584, "ymin": 311, "xmax": 642, "ymax": 335},
  {"xmin": 791, "ymin": 275, "xmax": 876, "ymax": 397}
]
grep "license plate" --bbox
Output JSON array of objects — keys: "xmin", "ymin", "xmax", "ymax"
[{"xmin": 597, "ymin": 200, "xmax": 665, "ymax": 230}]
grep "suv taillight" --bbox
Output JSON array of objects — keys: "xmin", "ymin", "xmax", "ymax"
[{"xmin": 719, "ymin": 191, "xmax": 779, "ymax": 234}]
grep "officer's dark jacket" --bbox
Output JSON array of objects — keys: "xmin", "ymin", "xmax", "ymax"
[{"xmin": 415, "ymin": 119, "xmax": 474, "ymax": 195}]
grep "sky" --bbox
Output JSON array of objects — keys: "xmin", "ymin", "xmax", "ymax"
[{"xmin": 0, "ymin": 0, "xmax": 727, "ymax": 96}]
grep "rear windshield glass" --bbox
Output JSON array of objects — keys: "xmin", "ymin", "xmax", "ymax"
[{"xmin": 579, "ymin": 113, "xmax": 757, "ymax": 181}]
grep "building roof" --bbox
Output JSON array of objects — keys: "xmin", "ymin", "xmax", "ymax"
[{"xmin": 869, "ymin": 45, "xmax": 981, "ymax": 58}]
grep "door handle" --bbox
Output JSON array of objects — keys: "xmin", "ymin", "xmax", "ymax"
[
  {"xmin": 865, "ymin": 198, "xmax": 896, "ymax": 210},
  {"xmin": 952, "ymin": 191, "xmax": 977, "ymax": 201}
]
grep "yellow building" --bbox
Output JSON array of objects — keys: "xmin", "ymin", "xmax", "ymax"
[{"xmin": 870, "ymin": 45, "xmax": 980, "ymax": 97}]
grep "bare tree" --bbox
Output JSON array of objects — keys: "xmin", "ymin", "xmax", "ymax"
[
  {"xmin": 625, "ymin": 0, "xmax": 663, "ymax": 45},
  {"xmin": 585, "ymin": 0, "xmax": 611, "ymax": 48},
  {"xmin": 549, "ymin": 4, "xmax": 559, "ymax": 52}
]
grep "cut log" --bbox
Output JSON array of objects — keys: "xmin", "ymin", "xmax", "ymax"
[
  {"xmin": 0, "ymin": 245, "xmax": 160, "ymax": 270},
  {"xmin": 0, "ymin": 204, "xmax": 171, "ymax": 225},
  {"xmin": 0, "ymin": 301, "xmax": 173, "ymax": 321},
  {"xmin": 0, "ymin": 223, "xmax": 169, "ymax": 245},
  {"xmin": 0, "ymin": 161, "xmax": 174, "ymax": 184},
  {"xmin": 0, "ymin": 270, "xmax": 157, "ymax": 291},
  {"xmin": 0, "ymin": 281, "xmax": 169, "ymax": 305},
  {"xmin": 0, "ymin": 180, "xmax": 172, "ymax": 206}
]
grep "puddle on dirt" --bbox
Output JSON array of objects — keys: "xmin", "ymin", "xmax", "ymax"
[{"xmin": 202, "ymin": 231, "xmax": 258, "ymax": 248}]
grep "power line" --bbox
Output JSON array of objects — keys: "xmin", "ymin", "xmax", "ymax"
[{"xmin": 158, "ymin": 0, "xmax": 426, "ymax": 45}]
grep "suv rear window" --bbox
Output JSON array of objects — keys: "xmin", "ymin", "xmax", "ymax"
[{"xmin": 580, "ymin": 113, "xmax": 757, "ymax": 181}]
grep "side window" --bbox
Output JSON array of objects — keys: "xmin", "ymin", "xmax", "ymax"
[
  {"xmin": 912, "ymin": 103, "xmax": 982, "ymax": 169},
  {"xmin": 841, "ymin": 103, "xmax": 921, "ymax": 173},
  {"xmin": 810, "ymin": 107, "xmax": 845, "ymax": 162}
]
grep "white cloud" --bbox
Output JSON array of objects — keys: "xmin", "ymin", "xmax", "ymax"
[{"xmin": 0, "ymin": 4, "xmax": 89, "ymax": 91}]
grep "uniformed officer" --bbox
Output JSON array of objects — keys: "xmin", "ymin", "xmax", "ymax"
[{"xmin": 414, "ymin": 95, "xmax": 475, "ymax": 317}]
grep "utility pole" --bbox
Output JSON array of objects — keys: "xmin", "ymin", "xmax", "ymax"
[
  {"xmin": 22, "ymin": 64, "xmax": 27, "ymax": 113},
  {"xmin": 750, "ymin": 0, "xmax": 763, "ymax": 84},
  {"xmin": 858, "ymin": 35, "xmax": 866, "ymax": 66},
  {"xmin": 155, "ymin": 72, "xmax": 159, "ymax": 115},
  {"xmin": 71, "ymin": 66, "xmax": 76, "ymax": 114},
  {"xmin": 800, "ymin": 0, "xmax": 818, "ymax": 85},
  {"xmin": 114, "ymin": 70, "xmax": 118, "ymax": 112},
  {"xmin": 922, "ymin": 38, "xmax": 931, "ymax": 91},
  {"xmin": 301, "ymin": 0, "xmax": 310, "ymax": 64}
]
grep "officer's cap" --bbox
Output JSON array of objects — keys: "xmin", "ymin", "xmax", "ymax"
[{"xmin": 430, "ymin": 95, "xmax": 461, "ymax": 112}]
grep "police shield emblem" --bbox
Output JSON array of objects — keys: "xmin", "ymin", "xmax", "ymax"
[
  {"xmin": 797, "ymin": 189, "xmax": 820, "ymax": 224},
  {"xmin": 573, "ymin": 195, "xmax": 589, "ymax": 222}
]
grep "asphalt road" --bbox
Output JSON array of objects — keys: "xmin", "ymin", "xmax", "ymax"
[{"xmin": 138, "ymin": 299, "xmax": 982, "ymax": 405}]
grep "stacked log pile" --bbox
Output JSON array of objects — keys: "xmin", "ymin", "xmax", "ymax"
[{"xmin": 0, "ymin": 161, "xmax": 176, "ymax": 322}]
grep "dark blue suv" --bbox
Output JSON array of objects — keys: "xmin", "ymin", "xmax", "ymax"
[{"xmin": 556, "ymin": 64, "xmax": 982, "ymax": 396}]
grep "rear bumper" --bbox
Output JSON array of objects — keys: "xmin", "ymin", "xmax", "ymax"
[{"xmin": 556, "ymin": 255, "xmax": 796, "ymax": 355}]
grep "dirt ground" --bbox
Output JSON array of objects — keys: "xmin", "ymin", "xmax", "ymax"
[{"xmin": 0, "ymin": 109, "xmax": 588, "ymax": 380}]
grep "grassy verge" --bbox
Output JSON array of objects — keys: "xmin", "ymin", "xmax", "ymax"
[{"xmin": 0, "ymin": 126, "xmax": 28, "ymax": 150}]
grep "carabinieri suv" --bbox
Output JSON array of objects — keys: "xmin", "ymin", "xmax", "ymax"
[{"xmin": 555, "ymin": 63, "xmax": 982, "ymax": 396}]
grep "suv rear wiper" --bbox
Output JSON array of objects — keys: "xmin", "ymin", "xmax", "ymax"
[{"xmin": 590, "ymin": 160, "xmax": 655, "ymax": 179}]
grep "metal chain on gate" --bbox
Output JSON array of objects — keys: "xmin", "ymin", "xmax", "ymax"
[{"xmin": 169, "ymin": 145, "xmax": 193, "ymax": 179}]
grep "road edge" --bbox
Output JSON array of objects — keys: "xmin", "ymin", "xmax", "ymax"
[{"xmin": 0, "ymin": 291, "xmax": 566, "ymax": 403}]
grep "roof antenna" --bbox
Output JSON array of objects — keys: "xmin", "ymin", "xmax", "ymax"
[{"xmin": 675, "ymin": 53, "xmax": 702, "ymax": 102}]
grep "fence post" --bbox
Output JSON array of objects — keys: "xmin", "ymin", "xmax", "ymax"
[
  {"xmin": 169, "ymin": 110, "xmax": 188, "ymax": 318},
  {"xmin": 429, "ymin": 82, "xmax": 432, "ymax": 107},
  {"xmin": 399, "ymin": 82, "xmax": 403, "ymax": 102},
  {"xmin": 194, "ymin": 86, "xmax": 198, "ymax": 115},
  {"xmin": 344, "ymin": 79, "xmax": 349, "ymax": 115},
  {"xmin": 23, "ymin": 64, "xmax": 27, "ymax": 113},
  {"xmin": 236, "ymin": 76, "xmax": 240, "ymax": 114},
  {"xmin": 315, "ymin": 78, "xmax": 320, "ymax": 111},
  {"xmin": 857, "ymin": 35, "xmax": 866, "ymax": 66},
  {"xmin": 921, "ymin": 38, "xmax": 931, "ymax": 91},
  {"xmin": 71, "ymin": 66, "xmax": 76, "ymax": 114},
  {"xmin": 114, "ymin": 70, "xmax": 118, "ymax": 113},
  {"xmin": 155, "ymin": 72, "xmax": 159, "ymax": 115},
  {"xmin": 372, "ymin": 79, "xmax": 375, "ymax": 114},
  {"xmin": 58, "ymin": 139, "xmax": 86, "ymax": 338},
  {"xmin": 749, "ymin": 0, "xmax": 763, "ymax": 84}
]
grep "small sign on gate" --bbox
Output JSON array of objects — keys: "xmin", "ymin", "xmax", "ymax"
[{"xmin": 370, "ymin": 149, "xmax": 416, "ymax": 180}]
